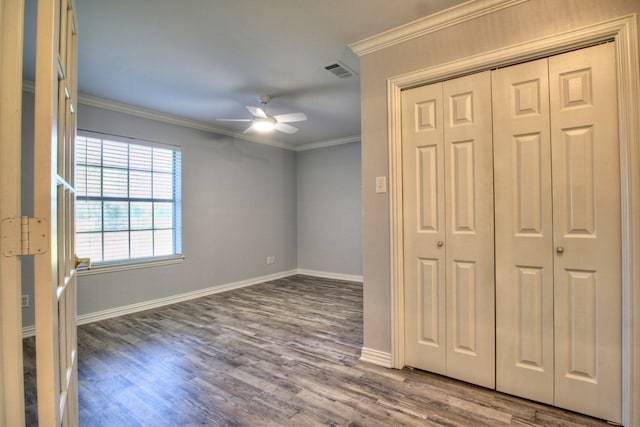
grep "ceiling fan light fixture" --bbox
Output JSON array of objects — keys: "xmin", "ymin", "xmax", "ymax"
[
  {"xmin": 218, "ymin": 95, "xmax": 306, "ymax": 134},
  {"xmin": 252, "ymin": 116, "xmax": 277, "ymax": 132}
]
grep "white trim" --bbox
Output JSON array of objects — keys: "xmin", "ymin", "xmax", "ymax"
[
  {"xmin": 75, "ymin": 270, "xmax": 298, "ymax": 326},
  {"xmin": 360, "ymin": 347, "xmax": 393, "ymax": 368},
  {"xmin": 349, "ymin": 0, "xmax": 527, "ymax": 57},
  {"xmin": 1, "ymin": 0, "xmax": 27, "ymax": 424},
  {"xmin": 78, "ymin": 129, "xmax": 181, "ymax": 151},
  {"xmin": 77, "ymin": 256, "xmax": 184, "ymax": 276},
  {"xmin": 386, "ymin": 14, "xmax": 639, "ymax": 427},
  {"xmin": 294, "ymin": 136, "xmax": 361, "ymax": 152},
  {"xmin": 296, "ymin": 269, "xmax": 363, "ymax": 283}
]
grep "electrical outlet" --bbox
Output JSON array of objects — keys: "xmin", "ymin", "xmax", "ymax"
[
  {"xmin": 267, "ymin": 256, "xmax": 275, "ymax": 265},
  {"xmin": 21, "ymin": 295, "xmax": 29, "ymax": 308}
]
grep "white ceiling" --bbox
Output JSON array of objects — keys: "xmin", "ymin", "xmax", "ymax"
[{"xmin": 23, "ymin": 0, "xmax": 468, "ymax": 148}]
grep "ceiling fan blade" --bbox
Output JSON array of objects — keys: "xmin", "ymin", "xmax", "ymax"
[
  {"xmin": 274, "ymin": 122, "xmax": 298, "ymax": 134},
  {"xmin": 242, "ymin": 124, "xmax": 255, "ymax": 134},
  {"xmin": 216, "ymin": 118, "xmax": 252, "ymax": 122},
  {"xmin": 246, "ymin": 106, "xmax": 267, "ymax": 118},
  {"xmin": 273, "ymin": 112, "xmax": 307, "ymax": 123}
]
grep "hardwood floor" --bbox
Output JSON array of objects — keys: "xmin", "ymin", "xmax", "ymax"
[{"xmin": 23, "ymin": 275, "xmax": 609, "ymax": 426}]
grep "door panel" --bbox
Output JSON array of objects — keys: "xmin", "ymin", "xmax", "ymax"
[
  {"xmin": 451, "ymin": 260, "xmax": 476, "ymax": 354},
  {"xmin": 493, "ymin": 57, "xmax": 554, "ymax": 404},
  {"xmin": 418, "ymin": 258, "xmax": 440, "ymax": 345},
  {"xmin": 443, "ymin": 71, "xmax": 494, "ymax": 388},
  {"xmin": 515, "ymin": 267, "xmax": 545, "ymax": 368},
  {"xmin": 562, "ymin": 127, "xmax": 596, "ymax": 234},
  {"xmin": 514, "ymin": 134, "xmax": 544, "ymax": 234},
  {"xmin": 450, "ymin": 141, "xmax": 475, "ymax": 232},
  {"xmin": 550, "ymin": 42, "xmax": 621, "ymax": 423},
  {"xmin": 418, "ymin": 145, "xmax": 439, "ymax": 231},
  {"xmin": 403, "ymin": 82, "xmax": 446, "ymax": 375},
  {"xmin": 563, "ymin": 270, "xmax": 598, "ymax": 380}
]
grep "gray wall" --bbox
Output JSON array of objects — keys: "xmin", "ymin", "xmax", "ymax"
[
  {"xmin": 297, "ymin": 142, "xmax": 362, "ymax": 276},
  {"xmin": 358, "ymin": 0, "xmax": 640, "ymax": 354},
  {"xmin": 75, "ymin": 104, "xmax": 298, "ymax": 317}
]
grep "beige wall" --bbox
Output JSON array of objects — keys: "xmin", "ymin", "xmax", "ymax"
[{"xmin": 359, "ymin": 0, "xmax": 640, "ymax": 354}]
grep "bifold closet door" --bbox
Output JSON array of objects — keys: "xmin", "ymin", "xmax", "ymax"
[
  {"xmin": 493, "ymin": 57, "xmax": 555, "ymax": 405},
  {"xmin": 403, "ymin": 82, "xmax": 446, "ymax": 376},
  {"xmin": 402, "ymin": 71, "xmax": 495, "ymax": 388},
  {"xmin": 549, "ymin": 43, "xmax": 621, "ymax": 423},
  {"xmin": 494, "ymin": 43, "xmax": 621, "ymax": 423}
]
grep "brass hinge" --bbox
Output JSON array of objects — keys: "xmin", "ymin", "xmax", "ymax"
[{"xmin": 1, "ymin": 217, "xmax": 49, "ymax": 256}]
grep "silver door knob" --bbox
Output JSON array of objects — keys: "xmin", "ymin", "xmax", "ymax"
[
  {"xmin": 437, "ymin": 241, "xmax": 444, "ymax": 247},
  {"xmin": 556, "ymin": 246, "xmax": 565, "ymax": 254}
]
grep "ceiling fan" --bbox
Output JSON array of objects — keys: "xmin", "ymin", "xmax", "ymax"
[{"xmin": 217, "ymin": 95, "xmax": 307, "ymax": 134}]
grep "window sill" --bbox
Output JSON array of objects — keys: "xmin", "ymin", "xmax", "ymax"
[{"xmin": 77, "ymin": 256, "xmax": 185, "ymax": 276}]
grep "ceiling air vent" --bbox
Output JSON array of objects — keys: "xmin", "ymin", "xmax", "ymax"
[{"xmin": 324, "ymin": 61, "xmax": 357, "ymax": 79}]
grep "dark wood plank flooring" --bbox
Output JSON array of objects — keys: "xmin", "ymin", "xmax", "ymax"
[{"xmin": 23, "ymin": 275, "xmax": 609, "ymax": 426}]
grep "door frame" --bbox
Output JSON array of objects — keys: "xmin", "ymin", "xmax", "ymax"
[
  {"xmin": 387, "ymin": 15, "xmax": 639, "ymax": 426},
  {"xmin": 0, "ymin": 0, "xmax": 26, "ymax": 426}
]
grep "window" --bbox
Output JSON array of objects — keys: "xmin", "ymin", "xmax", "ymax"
[{"xmin": 75, "ymin": 133, "xmax": 182, "ymax": 266}]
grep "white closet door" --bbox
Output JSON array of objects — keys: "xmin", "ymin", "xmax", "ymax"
[
  {"xmin": 442, "ymin": 71, "xmax": 495, "ymax": 388},
  {"xmin": 402, "ymin": 72, "xmax": 495, "ymax": 388},
  {"xmin": 493, "ymin": 57, "xmax": 555, "ymax": 403},
  {"xmin": 550, "ymin": 42, "xmax": 621, "ymax": 423},
  {"xmin": 402, "ymin": 82, "xmax": 447, "ymax": 375}
]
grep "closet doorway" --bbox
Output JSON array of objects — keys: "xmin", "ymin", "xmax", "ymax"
[{"xmin": 401, "ymin": 43, "xmax": 621, "ymax": 422}]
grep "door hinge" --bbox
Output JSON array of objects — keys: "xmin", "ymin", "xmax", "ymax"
[{"xmin": 1, "ymin": 217, "xmax": 49, "ymax": 256}]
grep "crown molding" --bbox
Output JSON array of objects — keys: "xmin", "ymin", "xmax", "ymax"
[
  {"xmin": 294, "ymin": 135, "xmax": 360, "ymax": 152},
  {"xmin": 23, "ymin": 80, "xmax": 359, "ymax": 152},
  {"xmin": 76, "ymin": 93, "xmax": 296, "ymax": 151},
  {"xmin": 349, "ymin": 0, "xmax": 528, "ymax": 57}
]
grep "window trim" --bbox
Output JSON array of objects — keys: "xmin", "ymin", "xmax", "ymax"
[{"xmin": 77, "ymin": 255, "xmax": 185, "ymax": 276}]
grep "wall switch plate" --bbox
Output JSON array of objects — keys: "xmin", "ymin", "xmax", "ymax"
[
  {"xmin": 267, "ymin": 256, "xmax": 275, "ymax": 265},
  {"xmin": 375, "ymin": 176, "xmax": 387, "ymax": 193},
  {"xmin": 21, "ymin": 294, "xmax": 29, "ymax": 308}
]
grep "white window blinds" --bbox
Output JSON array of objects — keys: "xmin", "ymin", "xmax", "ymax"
[{"xmin": 75, "ymin": 133, "xmax": 182, "ymax": 264}]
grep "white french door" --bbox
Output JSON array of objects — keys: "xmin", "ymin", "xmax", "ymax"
[{"xmin": 33, "ymin": 0, "xmax": 80, "ymax": 425}]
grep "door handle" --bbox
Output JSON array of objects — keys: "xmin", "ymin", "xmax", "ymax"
[
  {"xmin": 437, "ymin": 241, "xmax": 444, "ymax": 247},
  {"xmin": 75, "ymin": 255, "xmax": 91, "ymax": 270},
  {"xmin": 556, "ymin": 246, "xmax": 565, "ymax": 254}
]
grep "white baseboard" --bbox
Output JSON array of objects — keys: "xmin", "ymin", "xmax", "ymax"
[
  {"xmin": 360, "ymin": 347, "xmax": 393, "ymax": 368},
  {"xmin": 75, "ymin": 269, "xmax": 298, "ymax": 326},
  {"xmin": 21, "ymin": 268, "xmax": 361, "ymax": 337},
  {"xmin": 296, "ymin": 268, "xmax": 363, "ymax": 283}
]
